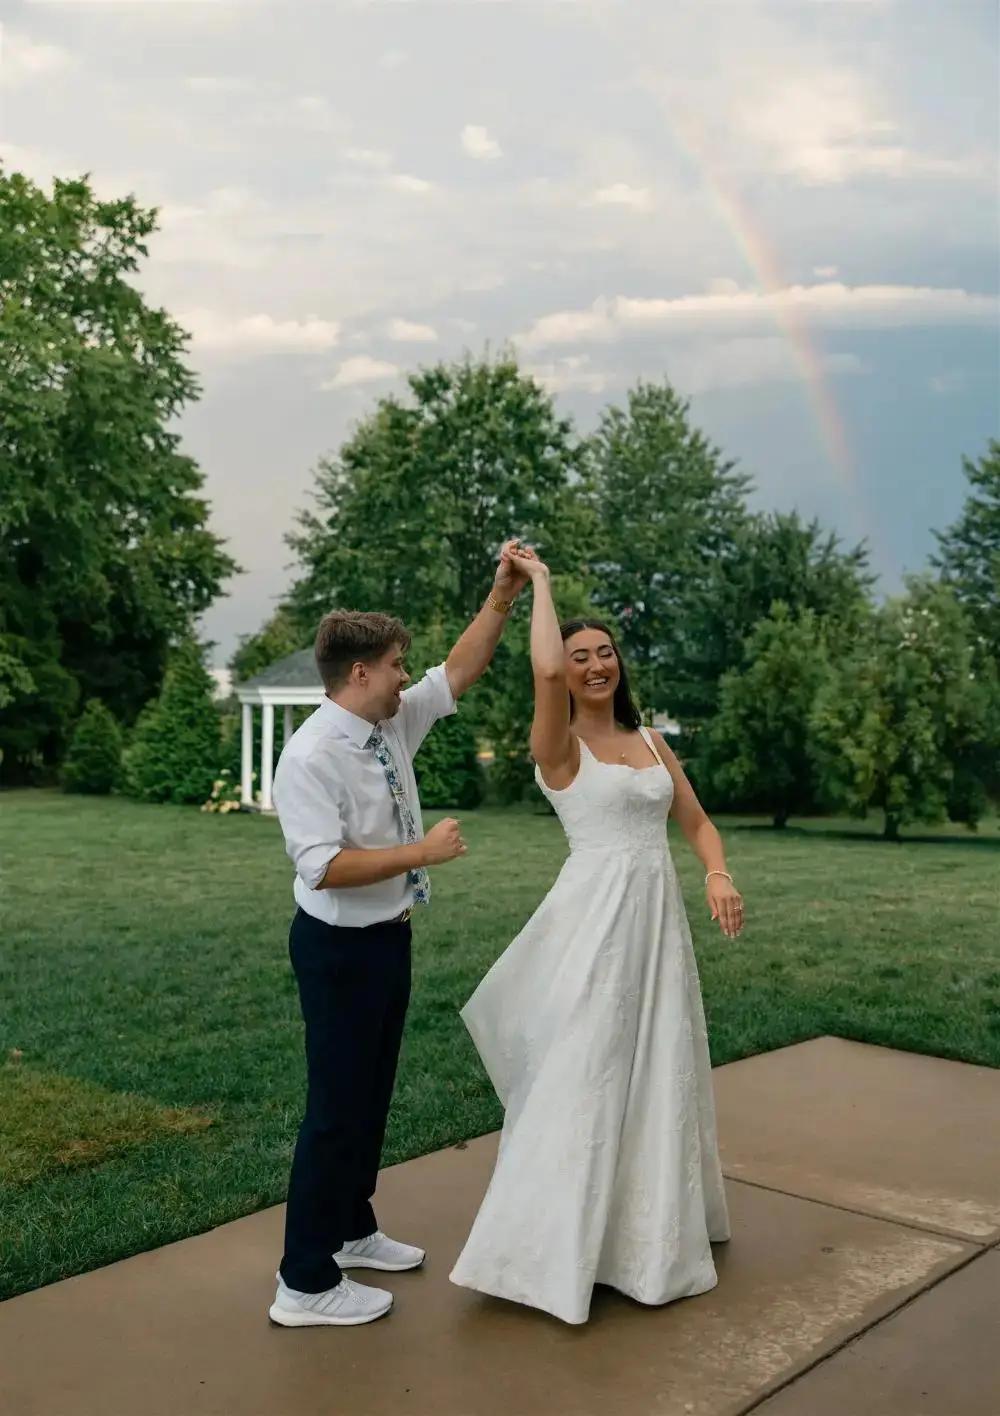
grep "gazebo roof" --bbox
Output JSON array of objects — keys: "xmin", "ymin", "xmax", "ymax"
[
  {"xmin": 240, "ymin": 648, "xmax": 320, "ymax": 690},
  {"xmin": 236, "ymin": 648, "xmax": 325, "ymax": 706}
]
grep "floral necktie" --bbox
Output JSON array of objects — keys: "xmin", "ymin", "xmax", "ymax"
[{"xmin": 366, "ymin": 726, "xmax": 431, "ymax": 905}]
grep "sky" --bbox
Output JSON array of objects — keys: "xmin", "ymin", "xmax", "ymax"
[{"xmin": 2, "ymin": 0, "xmax": 998, "ymax": 663}]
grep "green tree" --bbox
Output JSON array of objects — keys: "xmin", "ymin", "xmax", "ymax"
[
  {"xmin": 284, "ymin": 353, "xmax": 593, "ymax": 633},
  {"xmin": 704, "ymin": 510, "xmax": 872, "ymax": 682},
  {"xmin": 229, "ymin": 607, "xmax": 308, "ymax": 684},
  {"xmin": 400, "ymin": 617, "xmax": 481, "ymax": 808},
  {"xmin": 586, "ymin": 380, "xmax": 751, "ymax": 725},
  {"xmin": 0, "ymin": 607, "xmax": 79, "ymax": 781},
  {"xmin": 412, "ymin": 715, "xmax": 485, "ymax": 809},
  {"xmin": 123, "ymin": 640, "xmax": 222, "ymax": 805},
  {"xmin": 0, "ymin": 167, "xmax": 237, "ymax": 780},
  {"xmin": 933, "ymin": 440, "xmax": 1000, "ymax": 665},
  {"xmin": 283, "ymin": 353, "xmax": 598, "ymax": 802},
  {"xmin": 704, "ymin": 604, "xmax": 830, "ymax": 827},
  {"xmin": 61, "ymin": 699, "xmax": 123, "ymax": 795},
  {"xmin": 811, "ymin": 579, "xmax": 995, "ymax": 840},
  {"xmin": 671, "ymin": 511, "xmax": 873, "ymax": 788}
]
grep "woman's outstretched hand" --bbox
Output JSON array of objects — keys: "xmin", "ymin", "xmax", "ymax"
[{"xmin": 707, "ymin": 875, "xmax": 744, "ymax": 939}]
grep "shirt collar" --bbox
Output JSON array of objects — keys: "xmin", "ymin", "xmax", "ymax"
[{"xmin": 320, "ymin": 695, "xmax": 379, "ymax": 748}]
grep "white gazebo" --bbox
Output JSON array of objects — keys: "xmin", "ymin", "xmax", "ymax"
[{"xmin": 235, "ymin": 649, "xmax": 325, "ymax": 811}]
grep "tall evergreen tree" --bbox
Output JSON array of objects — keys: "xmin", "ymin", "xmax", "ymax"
[
  {"xmin": 62, "ymin": 700, "xmax": 124, "ymax": 795},
  {"xmin": 285, "ymin": 354, "xmax": 593, "ymax": 633},
  {"xmin": 123, "ymin": 641, "xmax": 222, "ymax": 805},
  {"xmin": 586, "ymin": 380, "xmax": 751, "ymax": 723}
]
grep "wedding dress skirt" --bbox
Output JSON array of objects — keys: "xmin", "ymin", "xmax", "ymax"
[{"xmin": 450, "ymin": 730, "xmax": 730, "ymax": 1325}]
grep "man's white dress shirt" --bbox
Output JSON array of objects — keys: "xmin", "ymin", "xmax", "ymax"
[{"xmin": 272, "ymin": 664, "xmax": 457, "ymax": 928}]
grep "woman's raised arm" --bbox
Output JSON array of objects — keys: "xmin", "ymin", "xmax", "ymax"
[{"xmin": 507, "ymin": 552, "xmax": 574, "ymax": 778}]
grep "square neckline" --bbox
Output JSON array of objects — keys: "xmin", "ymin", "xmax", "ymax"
[{"xmin": 576, "ymin": 727, "xmax": 665, "ymax": 774}]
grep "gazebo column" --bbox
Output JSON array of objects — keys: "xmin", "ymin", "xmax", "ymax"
[
  {"xmin": 260, "ymin": 703, "xmax": 275, "ymax": 812},
  {"xmin": 240, "ymin": 704, "xmax": 254, "ymax": 806},
  {"xmin": 283, "ymin": 705, "xmax": 294, "ymax": 745}
]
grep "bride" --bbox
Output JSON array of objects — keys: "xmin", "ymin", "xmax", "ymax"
[{"xmin": 450, "ymin": 546, "xmax": 742, "ymax": 1325}]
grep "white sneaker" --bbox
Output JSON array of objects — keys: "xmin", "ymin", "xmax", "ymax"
[
  {"xmin": 268, "ymin": 1275, "xmax": 393, "ymax": 1327},
  {"xmin": 334, "ymin": 1230, "xmax": 425, "ymax": 1272}
]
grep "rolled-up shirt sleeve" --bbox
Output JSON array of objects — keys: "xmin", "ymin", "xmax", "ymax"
[
  {"xmin": 273, "ymin": 752, "xmax": 346, "ymax": 890},
  {"xmin": 395, "ymin": 662, "xmax": 458, "ymax": 757}
]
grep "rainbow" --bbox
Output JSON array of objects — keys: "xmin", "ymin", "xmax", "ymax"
[{"xmin": 669, "ymin": 115, "xmax": 860, "ymax": 499}]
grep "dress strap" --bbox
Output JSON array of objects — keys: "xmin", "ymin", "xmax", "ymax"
[{"xmin": 637, "ymin": 725, "xmax": 665, "ymax": 770}]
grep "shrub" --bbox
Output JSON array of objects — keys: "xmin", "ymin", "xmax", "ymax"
[
  {"xmin": 123, "ymin": 641, "xmax": 221, "ymax": 805},
  {"xmin": 414, "ymin": 713, "xmax": 485, "ymax": 809},
  {"xmin": 61, "ymin": 700, "xmax": 123, "ymax": 795}
]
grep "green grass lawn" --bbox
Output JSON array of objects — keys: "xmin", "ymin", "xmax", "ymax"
[{"xmin": 1, "ymin": 788, "xmax": 998, "ymax": 1300}]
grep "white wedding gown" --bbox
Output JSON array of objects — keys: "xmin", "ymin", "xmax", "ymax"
[{"xmin": 449, "ymin": 727, "xmax": 731, "ymax": 1325}]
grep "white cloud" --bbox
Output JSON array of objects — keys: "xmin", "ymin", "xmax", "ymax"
[
  {"xmin": 158, "ymin": 203, "xmax": 209, "ymax": 226},
  {"xmin": 814, "ymin": 265, "xmax": 840, "ymax": 278},
  {"xmin": 799, "ymin": 144, "xmax": 982, "ymax": 184},
  {"xmin": 150, "ymin": 188, "xmax": 279, "ymax": 270},
  {"xmin": 184, "ymin": 75, "xmax": 257, "ymax": 95},
  {"xmin": 387, "ymin": 318, "xmax": 438, "ymax": 343},
  {"xmin": 0, "ymin": 140, "xmax": 62, "ymax": 180},
  {"xmin": 741, "ymin": 70, "xmax": 985, "ymax": 186},
  {"xmin": 378, "ymin": 49, "xmax": 408, "ymax": 71},
  {"xmin": 0, "ymin": 28, "xmax": 76, "ymax": 86},
  {"xmin": 386, "ymin": 173, "xmax": 436, "ymax": 195},
  {"xmin": 322, "ymin": 356, "xmax": 400, "ymax": 389},
  {"xmin": 589, "ymin": 183, "xmax": 653, "ymax": 213},
  {"xmin": 707, "ymin": 277, "xmax": 742, "ymax": 297},
  {"xmin": 290, "ymin": 94, "xmax": 344, "ymax": 132},
  {"xmin": 525, "ymin": 355, "xmax": 609, "ymax": 395},
  {"xmin": 518, "ymin": 282, "xmax": 999, "ymax": 349},
  {"xmin": 344, "ymin": 147, "xmax": 392, "ymax": 170},
  {"xmin": 457, "ymin": 271, "xmax": 505, "ymax": 293},
  {"xmin": 461, "ymin": 124, "xmax": 502, "ymax": 162},
  {"xmin": 181, "ymin": 309, "xmax": 341, "ymax": 356},
  {"xmin": 28, "ymin": 0, "xmax": 249, "ymax": 4}
]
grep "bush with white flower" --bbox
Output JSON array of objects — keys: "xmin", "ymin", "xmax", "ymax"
[{"xmin": 201, "ymin": 769, "xmax": 259, "ymax": 814}]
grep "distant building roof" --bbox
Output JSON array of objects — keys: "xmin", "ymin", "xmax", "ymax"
[{"xmin": 240, "ymin": 648, "xmax": 321, "ymax": 691}]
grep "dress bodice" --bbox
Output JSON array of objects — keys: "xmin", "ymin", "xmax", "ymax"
[{"xmin": 534, "ymin": 728, "xmax": 673, "ymax": 857}]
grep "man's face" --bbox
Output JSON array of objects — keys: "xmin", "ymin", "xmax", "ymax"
[{"xmin": 361, "ymin": 642, "xmax": 411, "ymax": 720}]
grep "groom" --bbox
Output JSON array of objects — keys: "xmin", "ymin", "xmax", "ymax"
[{"xmin": 268, "ymin": 541, "xmax": 529, "ymax": 1327}]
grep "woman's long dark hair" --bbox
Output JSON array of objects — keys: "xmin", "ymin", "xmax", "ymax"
[{"xmin": 559, "ymin": 618, "xmax": 642, "ymax": 730}]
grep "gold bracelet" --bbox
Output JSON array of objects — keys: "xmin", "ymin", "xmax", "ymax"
[
  {"xmin": 488, "ymin": 592, "xmax": 513, "ymax": 615},
  {"xmin": 705, "ymin": 870, "xmax": 733, "ymax": 886}
]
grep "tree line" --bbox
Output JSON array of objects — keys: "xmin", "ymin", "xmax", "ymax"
[
  {"xmin": 233, "ymin": 359, "xmax": 999, "ymax": 838},
  {"xmin": 2, "ymin": 169, "xmax": 997, "ymax": 838}
]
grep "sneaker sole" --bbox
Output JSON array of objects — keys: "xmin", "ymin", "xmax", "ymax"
[
  {"xmin": 336, "ymin": 1254, "xmax": 425, "ymax": 1272},
  {"xmin": 268, "ymin": 1298, "xmax": 393, "ymax": 1328}
]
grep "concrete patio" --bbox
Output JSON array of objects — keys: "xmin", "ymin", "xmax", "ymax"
[{"xmin": 2, "ymin": 1037, "xmax": 998, "ymax": 1416}]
